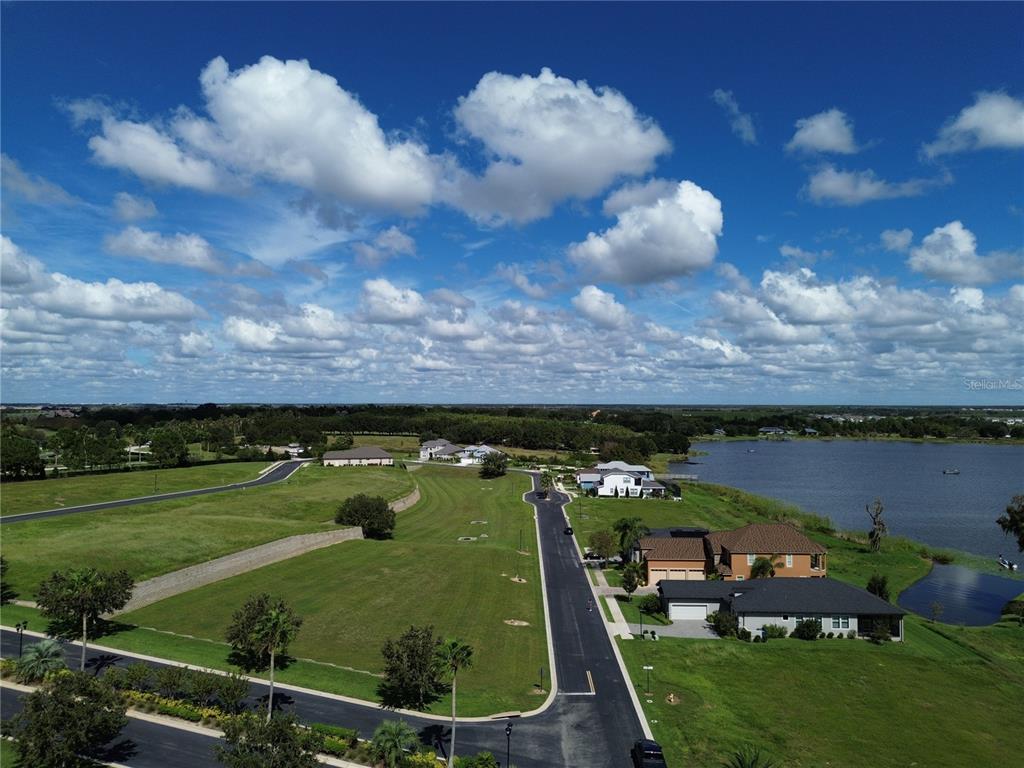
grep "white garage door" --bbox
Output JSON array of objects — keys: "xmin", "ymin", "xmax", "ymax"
[{"xmin": 669, "ymin": 603, "xmax": 708, "ymax": 620}]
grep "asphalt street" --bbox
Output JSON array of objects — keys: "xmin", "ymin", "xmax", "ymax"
[
  {"xmin": 0, "ymin": 474, "xmax": 647, "ymax": 767},
  {"xmin": 0, "ymin": 459, "xmax": 311, "ymax": 525}
]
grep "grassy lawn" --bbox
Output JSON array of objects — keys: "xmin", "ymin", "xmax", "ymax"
[
  {"xmin": 117, "ymin": 465, "xmax": 546, "ymax": 716},
  {"xmin": 615, "ymin": 595, "xmax": 671, "ymax": 626},
  {"xmin": 1, "ymin": 738, "xmax": 17, "ymax": 765},
  {"xmin": 619, "ymin": 613, "xmax": 1024, "ymax": 767},
  {"xmin": 1, "ymin": 465, "xmax": 415, "ymax": 598},
  {"xmin": 351, "ymin": 434, "xmax": 420, "ymax": 458},
  {"xmin": 0, "ymin": 462, "xmax": 270, "ymax": 517},
  {"xmin": 568, "ymin": 482, "xmax": 1020, "ymax": 594}
]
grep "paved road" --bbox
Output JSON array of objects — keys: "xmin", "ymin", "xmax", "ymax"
[
  {"xmin": 1, "ymin": 475, "xmax": 645, "ymax": 767},
  {"xmin": 0, "ymin": 460, "xmax": 311, "ymax": 525},
  {"xmin": 1, "ymin": 685, "xmax": 221, "ymax": 768}
]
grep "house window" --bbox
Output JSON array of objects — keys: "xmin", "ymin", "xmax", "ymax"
[
  {"xmin": 747, "ymin": 554, "xmax": 755, "ymax": 566},
  {"xmin": 785, "ymin": 554, "xmax": 793, "ymax": 568},
  {"xmin": 831, "ymin": 616, "xmax": 850, "ymax": 630},
  {"xmin": 782, "ymin": 615, "xmax": 789, "ymax": 621}
]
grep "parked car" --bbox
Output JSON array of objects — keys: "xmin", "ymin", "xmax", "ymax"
[
  {"xmin": 631, "ymin": 739, "xmax": 668, "ymax": 768},
  {"xmin": 583, "ymin": 549, "xmax": 603, "ymax": 560},
  {"xmin": 536, "ymin": 490, "xmax": 548, "ymax": 499},
  {"xmin": 564, "ymin": 526, "xmax": 574, "ymax": 535}
]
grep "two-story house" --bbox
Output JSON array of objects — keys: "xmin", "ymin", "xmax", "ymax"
[{"xmin": 639, "ymin": 522, "xmax": 827, "ymax": 585}]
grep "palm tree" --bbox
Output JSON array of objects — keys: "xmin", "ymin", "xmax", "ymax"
[
  {"xmin": 749, "ymin": 555, "xmax": 783, "ymax": 579},
  {"xmin": 435, "ymin": 639, "xmax": 474, "ymax": 767},
  {"xmin": 722, "ymin": 746, "xmax": 778, "ymax": 768},
  {"xmin": 15, "ymin": 638, "xmax": 66, "ymax": 683},
  {"xmin": 251, "ymin": 605, "xmax": 302, "ymax": 721},
  {"xmin": 372, "ymin": 719, "xmax": 418, "ymax": 768},
  {"xmin": 612, "ymin": 516, "xmax": 650, "ymax": 560}
]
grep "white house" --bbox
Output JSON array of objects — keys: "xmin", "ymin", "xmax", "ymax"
[
  {"xmin": 595, "ymin": 460, "xmax": 654, "ymax": 479},
  {"xmin": 574, "ymin": 461, "xmax": 664, "ymax": 497},
  {"xmin": 458, "ymin": 444, "xmax": 504, "ymax": 465},
  {"xmin": 419, "ymin": 439, "xmax": 462, "ymax": 461},
  {"xmin": 323, "ymin": 446, "xmax": 394, "ymax": 467}
]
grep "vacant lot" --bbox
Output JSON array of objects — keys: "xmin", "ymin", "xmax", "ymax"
[
  {"xmin": 351, "ymin": 434, "xmax": 420, "ymax": 457},
  {"xmin": 118, "ymin": 465, "xmax": 544, "ymax": 715},
  {"xmin": 0, "ymin": 462, "xmax": 270, "ymax": 517},
  {"xmin": 619, "ymin": 614, "xmax": 1024, "ymax": 767},
  {"xmin": 1, "ymin": 465, "xmax": 415, "ymax": 597}
]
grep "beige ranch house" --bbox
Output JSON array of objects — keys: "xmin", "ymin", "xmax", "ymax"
[{"xmin": 322, "ymin": 446, "xmax": 394, "ymax": 467}]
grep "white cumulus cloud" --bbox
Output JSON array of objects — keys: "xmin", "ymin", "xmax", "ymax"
[
  {"xmin": 923, "ymin": 92, "xmax": 1024, "ymax": 158},
  {"xmin": 806, "ymin": 164, "xmax": 948, "ymax": 206},
  {"xmin": 786, "ymin": 109, "xmax": 859, "ymax": 154},
  {"xmin": 448, "ymin": 67, "xmax": 670, "ymax": 224},
  {"xmin": 569, "ymin": 180, "xmax": 722, "ymax": 284},
  {"xmin": 360, "ymin": 278, "xmax": 427, "ymax": 324},
  {"xmin": 907, "ymin": 221, "xmax": 1024, "ymax": 284},
  {"xmin": 571, "ymin": 285, "xmax": 630, "ymax": 329},
  {"xmin": 104, "ymin": 227, "xmax": 223, "ymax": 273},
  {"xmin": 880, "ymin": 228, "xmax": 913, "ymax": 253},
  {"xmin": 352, "ymin": 226, "xmax": 416, "ymax": 268},
  {"xmin": 113, "ymin": 192, "xmax": 158, "ymax": 221}
]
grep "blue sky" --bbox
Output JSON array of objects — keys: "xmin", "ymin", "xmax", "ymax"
[{"xmin": 1, "ymin": 2, "xmax": 1022, "ymax": 404}]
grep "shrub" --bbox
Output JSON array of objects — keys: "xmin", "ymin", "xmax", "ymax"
[
  {"xmin": 752, "ymin": 635, "xmax": 763, "ymax": 643},
  {"xmin": 710, "ymin": 610, "xmax": 739, "ymax": 638},
  {"xmin": 335, "ymin": 494, "xmax": 395, "ymax": 539},
  {"xmin": 846, "ymin": 629, "xmax": 857, "ymax": 639},
  {"xmin": 403, "ymin": 752, "xmax": 440, "ymax": 767},
  {"xmin": 791, "ymin": 619, "xmax": 821, "ymax": 641},
  {"xmin": 637, "ymin": 593, "xmax": 662, "ymax": 616},
  {"xmin": 309, "ymin": 723, "xmax": 359, "ymax": 747},
  {"xmin": 762, "ymin": 624, "xmax": 788, "ymax": 639},
  {"xmin": 0, "ymin": 658, "xmax": 17, "ymax": 678},
  {"xmin": 870, "ymin": 623, "xmax": 891, "ymax": 644},
  {"xmin": 826, "ymin": 632, "xmax": 834, "ymax": 639},
  {"xmin": 216, "ymin": 671, "xmax": 251, "ymax": 713},
  {"xmin": 737, "ymin": 628, "xmax": 752, "ymax": 642},
  {"xmin": 155, "ymin": 665, "xmax": 186, "ymax": 698},
  {"xmin": 124, "ymin": 662, "xmax": 154, "ymax": 692},
  {"xmin": 184, "ymin": 669, "xmax": 221, "ymax": 706},
  {"xmin": 931, "ymin": 551, "xmax": 954, "ymax": 565},
  {"xmin": 818, "ymin": 631, "xmax": 826, "ymax": 639},
  {"xmin": 866, "ymin": 573, "xmax": 890, "ymax": 602}
]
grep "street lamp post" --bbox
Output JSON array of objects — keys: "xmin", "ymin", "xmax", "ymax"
[
  {"xmin": 15, "ymin": 621, "xmax": 28, "ymax": 657},
  {"xmin": 643, "ymin": 664, "xmax": 653, "ymax": 695},
  {"xmin": 505, "ymin": 722, "xmax": 513, "ymax": 768}
]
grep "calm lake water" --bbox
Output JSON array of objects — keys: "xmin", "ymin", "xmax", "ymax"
[
  {"xmin": 897, "ymin": 564, "xmax": 1022, "ymax": 625},
  {"xmin": 673, "ymin": 440, "xmax": 1024, "ymax": 558}
]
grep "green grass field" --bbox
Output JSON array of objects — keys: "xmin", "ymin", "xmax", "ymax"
[
  {"xmin": 619, "ymin": 613, "xmax": 1024, "ymax": 767},
  {"xmin": 0, "ymin": 462, "xmax": 271, "ymax": 517},
  {"xmin": 0, "ymin": 465, "xmax": 415, "ymax": 597},
  {"xmin": 351, "ymin": 434, "xmax": 420, "ymax": 458},
  {"xmin": 118, "ymin": 465, "xmax": 546, "ymax": 716}
]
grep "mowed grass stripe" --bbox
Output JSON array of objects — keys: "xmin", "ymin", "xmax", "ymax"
[
  {"xmin": 1, "ymin": 465, "xmax": 415, "ymax": 597},
  {"xmin": 0, "ymin": 461, "xmax": 271, "ymax": 517},
  {"xmin": 119, "ymin": 466, "xmax": 547, "ymax": 715},
  {"xmin": 619, "ymin": 615, "xmax": 1024, "ymax": 767}
]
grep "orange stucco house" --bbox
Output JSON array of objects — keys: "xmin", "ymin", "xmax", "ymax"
[{"xmin": 639, "ymin": 522, "xmax": 827, "ymax": 586}]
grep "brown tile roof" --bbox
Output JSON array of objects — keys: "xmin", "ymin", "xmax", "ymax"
[
  {"xmin": 716, "ymin": 523, "xmax": 825, "ymax": 555},
  {"xmin": 640, "ymin": 536, "xmax": 707, "ymax": 562}
]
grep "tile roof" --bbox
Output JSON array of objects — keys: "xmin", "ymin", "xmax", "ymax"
[
  {"xmin": 641, "ymin": 536, "xmax": 706, "ymax": 561},
  {"xmin": 421, "ymin": 439, "xmax": 453, "ymax": 449},
  {"xmin": 716, "ymin": 523, "xmax": 826, "ymax": 555}
]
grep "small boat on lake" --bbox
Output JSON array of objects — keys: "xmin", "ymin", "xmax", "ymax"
[
  {"xmin": 998, "ymin": 555, "xmax": 1018, "ymax": 571},
  {"xmin": 942, "ymin": 468, "xmax": 960, "ymax": 475}
]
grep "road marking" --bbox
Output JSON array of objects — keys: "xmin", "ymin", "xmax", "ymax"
[{"xmin": 586, "ymin": 669, "xmax": 595, "ymax": 694}]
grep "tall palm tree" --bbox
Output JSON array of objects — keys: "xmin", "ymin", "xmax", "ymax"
[
  {"xmin": 251, "ymin": 605, "xmax": 302, "ymax": 721},
  {"xmin": 435, "ymin": 639, "xmax": 474, "ymax": 767},
  {"xmin": 612, "ymin": 516, "xmax": 651, "ymax": 560},
  {"xmin": 749, "ymin": 555, "xmax": 783, "ymax": 579},
  {"xmin": 15, "ymin": 638, "xmax": 66, "ymax": 683},
  {"xmin": 372, "ymin": 719, "xmax": 418, "ymax": 768}
]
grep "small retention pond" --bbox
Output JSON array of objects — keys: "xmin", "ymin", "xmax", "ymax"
[{"xmin": 897, "ymin": 564, "xmax": 1022, "ymax": 626}]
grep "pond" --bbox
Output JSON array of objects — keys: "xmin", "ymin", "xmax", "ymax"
[
  {"xmin": 897, "ymin": 563, "xmax": 1022, "ymax": 625},
  {"xmin": 673, "ymin": 440, "xmax": 1024, "ymax": 557}
]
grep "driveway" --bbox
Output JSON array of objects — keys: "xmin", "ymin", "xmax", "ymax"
[{"xmin": 628, "ymin": 620, "xmax": 719, "ymax": 640}]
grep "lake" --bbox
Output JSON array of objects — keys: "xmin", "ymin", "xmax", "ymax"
[
  {"xmin": 897, "ymin": 564, "xmax": 1022, "ymax": 625},
  {"xmin": 672, "ymin": 440, "xmax": 1024, "ymax": 558}
]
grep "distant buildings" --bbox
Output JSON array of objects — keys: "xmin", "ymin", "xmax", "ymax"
[
  {"xmin": 323, "ymin": 447, "xmax": 394, "ymax": 467},
  {"xmin": 419, "ymin": 439, "xmax": 504, "ymax": 465}
]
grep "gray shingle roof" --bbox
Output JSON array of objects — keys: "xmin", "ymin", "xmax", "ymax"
[
  {"xmin": 659, "ymin": 578, "xmax": 904, "ymax": 616},
  {"xmin": 323, "ymin": 447, "xmax": 393, "ymax": 460}
]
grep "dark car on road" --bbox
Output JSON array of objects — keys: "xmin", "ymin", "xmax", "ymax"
[
  {"xmin": 631, "ymin": 739, "xmax": 668, "ymax": 768},
  {"xmin": 564, "ymin": 526, "xmax": 574, "ymax": 535}
]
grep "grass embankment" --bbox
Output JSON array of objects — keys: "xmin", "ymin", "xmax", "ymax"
[
  {"xmin": 619, "ymin": 612, "xmax": 1024, "ymax": 767},
  {"xmin": 0, "ymin": 465, "xmax": 415, "ymax": 597},
  {"xmin": 117, "ymin": 465, "xmax": 545, "ymax": 716},
  {"xmin": 0, "ymin": 462, "xmax": 270, "ymax": 517}
]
